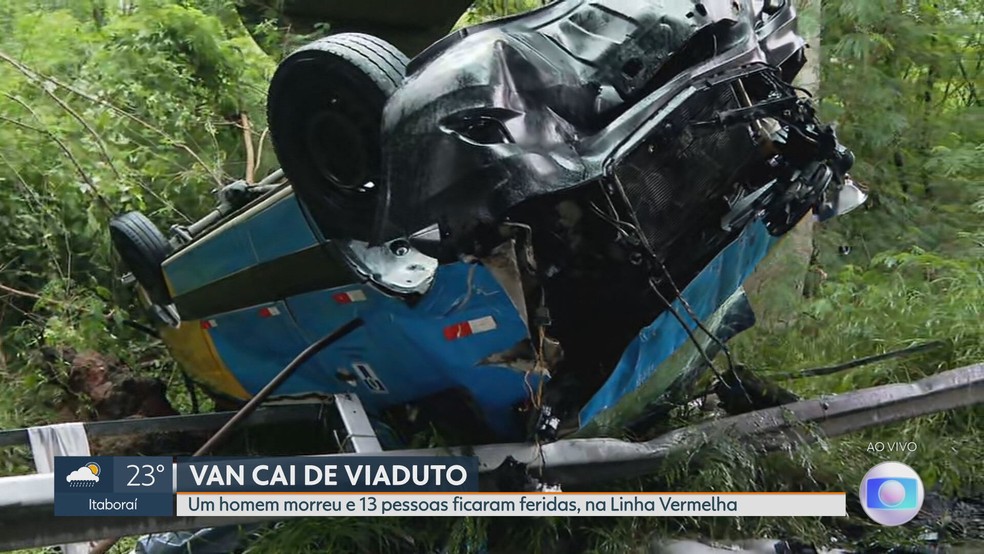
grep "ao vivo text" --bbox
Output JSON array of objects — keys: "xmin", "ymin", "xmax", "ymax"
[{"xmin": 867, "ymin": 441, "xmax": 918, "ymax": 453}]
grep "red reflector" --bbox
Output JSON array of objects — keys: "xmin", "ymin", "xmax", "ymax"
[
  {"xmin": 443, "ymin": 317, "xmax": 497, "ymax": 341},
  {"xmin": 200, "ymin": 319, "xmax": 217, "ymax": 330},
  {"xmin": 443, "ymin": 322, "xmax": 473, "ymax": 341},
  {"xmin": 258, "ymin": 306, "xmax": 280, "ymax": 318},
  {"xmin": 332, "ymin": 290, "xmax": 367, "ymax": 304}
]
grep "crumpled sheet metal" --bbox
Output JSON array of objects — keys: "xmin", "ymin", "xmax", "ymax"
[
  {"xmin": 381, "ymin": 0, "xmax": 797, "ymax": 245},
  {"xmin": 580, "ymin": 220, "xmax": 777, "ymax": 425},
  {"xmin": 579, "ymin": 286, "xmax": 756, "ymax": 437}
]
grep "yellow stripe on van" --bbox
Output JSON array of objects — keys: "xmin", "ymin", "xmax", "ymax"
[
  {"xmin": 159, "ymin": 321, "xmax": 251, "ymax": 401},
  {"xmin": 163, "ymin": 272, "xmax": 177, "ymax": 299}
]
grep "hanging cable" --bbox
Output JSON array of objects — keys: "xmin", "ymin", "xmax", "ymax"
[
  {"xmin": 598, "ymin": 175, "xmax": 754, "ymax": 404},
  {"xmin": 773, "ymin": 341, "xmax": 946, "ymax": 380},
  {"xmin": 646, "ymin": 277, "xmax": 727, "ymax": 384},
  {"xmin": 656, "ymin": 260, "xmax": 754, "ymax": 405},
  {"xmin": 656, "ymin": 262, "xmax": 740, "ymax": 375},
  {"xmin": 598, "ymin": 176, "xmax": 725, "ymax": 378}
]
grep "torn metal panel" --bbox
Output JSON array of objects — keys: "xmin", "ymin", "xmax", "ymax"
[
  {"xmin": 579, "ymin": 286, "xmax": 758, "ymax": 437},
  {"xmin": 578, "ymin": 221, "xmax": 775, "ymax": 426},
  {"xmin": 383, "ymin": 0, "xmax": 747, "ymax": 244},
  {"xmin": 478, "ymin": 339, "xmax": 554, "ymax": 377},
  {"xmin": 479, "ymin": 240, "xmax": 531, "ymax": 326}
]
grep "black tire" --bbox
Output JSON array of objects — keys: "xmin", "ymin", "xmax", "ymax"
[
  {"xmin": 267, "ymin": 33, "xmax": 409, "ymax": 241},
  {"xmin": 109, "ymin": 211, "xmax": 173, "ymax": 306}
]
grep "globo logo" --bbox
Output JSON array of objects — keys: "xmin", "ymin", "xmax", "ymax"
[{"xmin": 859, "ymin": 462, "xmax": 924, "ymax": 526}]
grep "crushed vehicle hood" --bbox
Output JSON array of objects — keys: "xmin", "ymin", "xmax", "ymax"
[{"xmin": 379, "ymin": 0, "xmax": 803, "ymax": 253}]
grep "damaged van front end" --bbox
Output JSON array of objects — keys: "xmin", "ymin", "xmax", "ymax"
[{"xmin": 371, "ymin": 0, "xmax": 864, "ymax": 431}]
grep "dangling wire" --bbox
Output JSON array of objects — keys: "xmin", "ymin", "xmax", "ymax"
[
  {"xmin": 646, "ymin": 276, "xmax": 728, "ymax": 385},
  {"xmin": 655, "ymin": 261, "xmax": 754, "ymax": 405},
  {"xmin": 657, "ymin": 262, "xmax": 737, "ymax": 372},
  {"xmin": 592, "ymin": 177, "xmax": 724, "ymax": 379},
  {"xmin": 599, "ymin": 175, "xmax": 753, "ymax": 402},
  {"xmin": 525, "ymin": 293, "xmax": 549, "ymax": 410}
]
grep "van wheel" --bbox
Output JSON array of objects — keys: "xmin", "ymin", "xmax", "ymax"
[
  {"xmin": 268, "ymin": 33, "xmax": 409, "ymax": 241},
  {"xmin": 109, "ymin": 211, "xmax": 173, "ymax": 305}
]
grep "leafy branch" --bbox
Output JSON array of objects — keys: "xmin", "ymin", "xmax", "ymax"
[
  {"xmin": 0, "ymin": 48, "xmax": 225, "ymax": 190},
  {"xmin": 1, "ymin": 92, "xmax": 114, "ymax": 213}
]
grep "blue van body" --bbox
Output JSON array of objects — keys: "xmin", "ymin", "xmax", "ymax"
[{"xmin": 161, "ymin": 189, "xmax": 778, "ymax": 439}]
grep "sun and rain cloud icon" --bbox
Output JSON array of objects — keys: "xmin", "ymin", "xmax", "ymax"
[{"xmin": 66, "ymin": 462, "xmax": 101, "ymax": 487}]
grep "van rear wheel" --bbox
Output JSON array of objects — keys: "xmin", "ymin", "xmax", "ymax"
[
  {"xmin": 109, "ymin": 211, "xmax": 173, "ymax": 305},
  {"xmin": 267, "ymin": 33, "xmax": 409, "ymax": 241}
]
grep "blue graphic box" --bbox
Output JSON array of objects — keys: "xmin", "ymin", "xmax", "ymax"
[
  {"xmin": 865, "ymin": 477, "xmax": 920, "ymax": 510},
  {"xmin": 54, "ymin": 456, "xmax": 174, "ymax": 516}
]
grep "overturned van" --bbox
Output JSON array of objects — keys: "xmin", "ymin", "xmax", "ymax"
[{"xmin": 110, "ymin": 0, "xmax": 864, "ymax": 443}]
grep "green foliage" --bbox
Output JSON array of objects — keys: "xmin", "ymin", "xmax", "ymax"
[
  {"xmin": 0, "ymin": 0, "xmax": 273, "ymax": 474},
  {"xmin": 818, "ymin": 0, "xmax": 982, "ymax": 260},
  {"xmin": 741, "ymin": 249, "xmax": 983, "ymax": 381},
  {"xmin": 733, "ymin": 246, "xmax": 983, "ymax": 515},
  {"xmin": 92, "ymin": 4, "xmax": 255, "ymax": 118},
  {"xmin": 455, "ymin": 0, "xmax": 545, "ymax": 28}
]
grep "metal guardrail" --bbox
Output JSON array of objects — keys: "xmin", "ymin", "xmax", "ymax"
[
  {"xmin": 0, "ymin": 363, "xmax": 980, "ymax": 551},
  {"xmin": 0, "ymin": 402, "xmax": 330, "ymax": 449}
]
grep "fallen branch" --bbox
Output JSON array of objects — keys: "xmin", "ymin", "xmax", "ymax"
[
  {"xmin": 0, "ymin": 283, "xmax": 41, "ymax": 300},
  {"xmin": 774, "ymin": 341, "xmax": 947, "ymax": 379},
  {"xmin": 0, "ymin": 283, "xmax": 77, "ymax": 309}
]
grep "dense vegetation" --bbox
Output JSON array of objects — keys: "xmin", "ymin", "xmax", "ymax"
[{"xmin": 0, "ymin": 0, "xmax": 980, "ymax": 551}]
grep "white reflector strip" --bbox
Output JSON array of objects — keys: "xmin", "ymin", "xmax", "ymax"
[{"xmin": 468, "ymin": 316, "xmax": 497, "ymax": 333}]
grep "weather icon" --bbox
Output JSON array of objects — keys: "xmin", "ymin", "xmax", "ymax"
[{"xmin": 66, "ymin": 462, "xmax": 101, "ymax": 487}]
